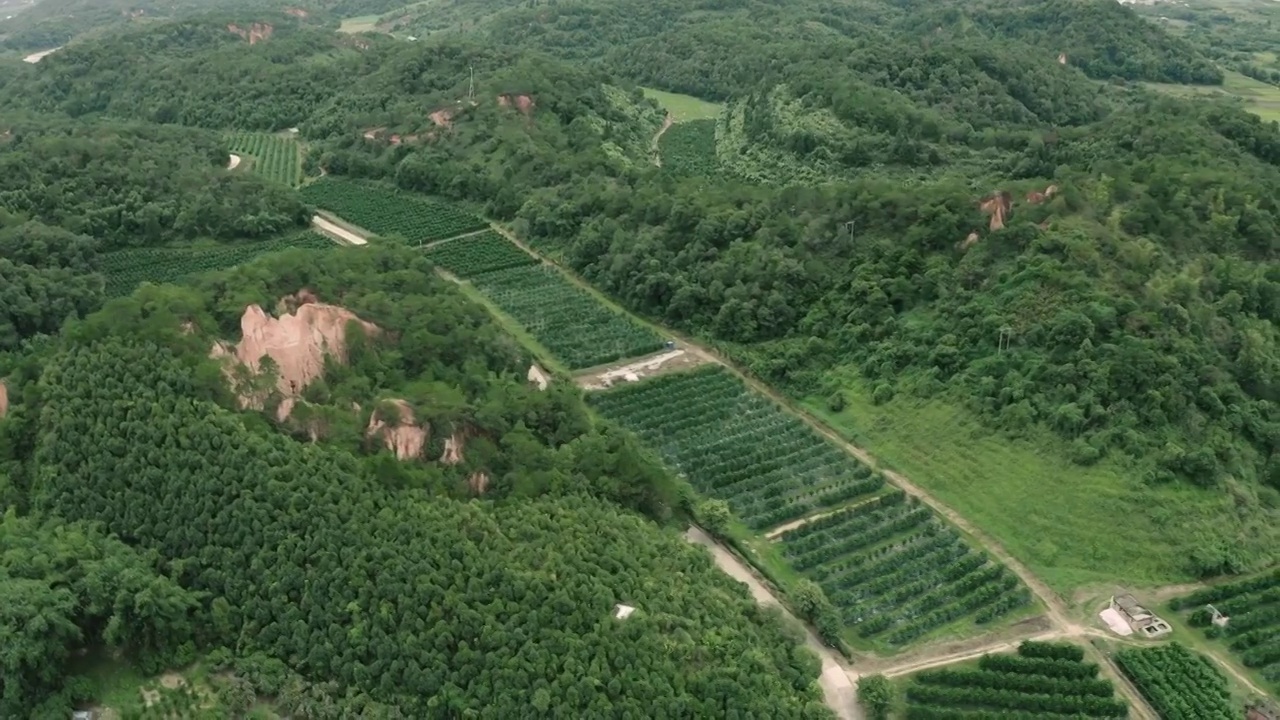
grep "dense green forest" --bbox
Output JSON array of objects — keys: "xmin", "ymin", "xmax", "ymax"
[
  {"xmin": 4, "ymin": 0, "xmax": 1280, "ymax": 713},
  {"xmin": 0, "ymin": 247, "xmax": 832, "ymax": 717}
]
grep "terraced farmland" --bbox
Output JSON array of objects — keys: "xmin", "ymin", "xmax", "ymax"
[
  {"xmin": 470, "ymin": 264, "xmax": 666, "ymax": 369},
  {"xmin": 660, "ymin": 120, "xmax": 718, "ymax": 177},
  {"xmin": 424, "ymin": 230, "xmax": 537, "ymax": 277},
  {"xmin": 904, "ymin": 641, "xmax": 1126, "ymax": 718},
  {"xmin": 1173, "ymin": 568, "xmax": 1280, "ymax": 687},
  {"xmin": 300, "ymin": 178, "xmax": 487, "ymax": 244},
  {"xmin": 590, "ymin": 366, "xmax": 1030, "ymax": 644},
  {"xmin": 229, "ymin": 132, "xmax": 301, "ymax": 186},
  {"xmin": 100, "ymin": 232, "xmax": 335, "ymax": 296},
  {"xmin": 1116, "ymin": 644, "xmax": 1236, "ymax": 720}
]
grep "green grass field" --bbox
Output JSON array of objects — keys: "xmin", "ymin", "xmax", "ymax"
[
  {"xmin": 338, "ymin": 14, "xmax": 381, "ymax": 33},
  {"xmin": 804, "ymin": 366, "xmax": 1280, "ymax": 593},
  {"xmin": 642, "ymin": 87, "xmax": 723, "ymax": 121},
  {"xmin": 1145, "ymin": 70, "xmax": 1280, "ymax": 122}
]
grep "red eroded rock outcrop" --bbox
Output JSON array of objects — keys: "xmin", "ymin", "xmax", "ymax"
[
  {"xmin": 227, "ymin": 22, "xmax": 274, "ymax": 45},
  {"xmin": 979, "ymin": 190, "xmax": 1013, "ymax": 231},
  {"xmin": 211, "ymin": 294, "xmax": 378, "ymax": 420},
  {"xmin": 366, "ymin": 399, "xmax": 428, "ymax": 460}
]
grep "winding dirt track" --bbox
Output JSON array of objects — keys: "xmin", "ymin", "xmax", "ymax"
[
  {"xmin": 650, "ymin": 113, "xmax": 674, "ymax": 167},
  {"xmin": 684, "ymin": 526, "xmax": 860, "ymax": 720}
]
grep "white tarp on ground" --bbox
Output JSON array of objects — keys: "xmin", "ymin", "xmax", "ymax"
[{"xmin": 1100, "ymin": 607, "xmax": 1133, "ymax": 636}]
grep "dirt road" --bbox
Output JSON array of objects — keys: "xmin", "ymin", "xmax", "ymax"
[
  {"xmin": 684, "ymin": 526, "xmax": 860, "ymax": 720},
  {"xmin": 311, "ymin": 215, "xmax": 367, "ymax": 246},
  {"xmin": 651, "ymin": 113, "xmax": 674, "ymax": 167}
]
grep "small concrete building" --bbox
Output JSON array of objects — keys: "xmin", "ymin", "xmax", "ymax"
[{"xmin": 1110, "ymin": 594, "xmax": 1171, "ymax": 638}]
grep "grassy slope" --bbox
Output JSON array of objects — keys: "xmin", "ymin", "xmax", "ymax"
[
  {"xmin": 642, "ymin": 87, "xmax": 722, "ymax": 121},
  {"xmin": 803, "ymin": 367, "xmax": 1280, "ymax": 593},
  {"xmin": 1145, "ymin": 70, "xmax": 1280, "ymax": 122}
]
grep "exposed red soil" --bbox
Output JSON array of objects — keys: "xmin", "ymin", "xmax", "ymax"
[
  {"xmin": 429, "ymin": 108, "xmax": 454, "ymax": 129},
  {"xmin": 366, "ymin": 399, "xmax": 427, "ymax": 460},
  {"xmin": 283, "ymin": 6, "xmax": 308, "ymax": 18},
  {"xmin": 441, "ymin": 430, "xmax": 466, "ymax": 465},
  {"xmin": 468, "ymin": 471, "xmax": 490, "ymax": 494},
  {"xmin": 497, "ymin": 93, "xmax": 536, "ymax": 115},
  {"xmin": 979, "ymin": 190, "xmax": 1013, "ymax": 231},
  {"xmin": 960, "ymin": 231, "xmax": 981, "ymax": 250},
  {"xmin": 227, "ymin": 22, "xmax": 273, "ymax": 45},
  {"xmin": 210, "ymin": 291, "xmax": 378, "ymax": 420},
  {"xmin": 1025, "ymin": 184, "xmax": 1059, "ymax": 205},
  {"xmin": 0, "ymin": 379, "xmax": 8, "ymax": 419}
]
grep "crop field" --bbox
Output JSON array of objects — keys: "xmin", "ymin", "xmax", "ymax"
[
  {"xmin": 1116, "ymin": 644, "xmax": 1235, "ymax": 720},
  {"xmin": 423, "ymin": 230, "xmax": 537, "ymax": 277},
  {"xmin": 778, "ymin": 494, "xmax": 1030, "ymax": 644},
  {"xmin": 660, "ymin": 120, "xmax": 718, "ymax": 177},
  {"xmin": 228, "ymin": 132, "xmax": 301, "ymax": 186},
  {"xmin": 590, "ymin": 367, "xmax": 890, "ymax": 530},
  {"xmin": 300, "ymin": 178, "xmax": 487, "ymax": 244},
  {"xmin": 590, "ymin": 366, "xmax": 1030, "ymax": 643},
  {"xmin": 469, "ymin": 264, "xmax": 666, "ymax": 369},
  {"xmin": 1172, "ymin": 568, "xmax": 1280, "ymax": 686},
  {"xmin": 100, "ymin": 232, "xmax": 334, "ymax": 296},
  {"xmin": 904, "ymin": 641, "xmax": 1126, "ymax": 718}
]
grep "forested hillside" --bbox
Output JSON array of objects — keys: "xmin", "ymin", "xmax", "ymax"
[
  {"xmin": 0, "ymin": 246, "xmax": 831, "ymax": 717},
  {"xmin": 3, "ymin": 0, "xmax": 1280, "ymax": 714}
]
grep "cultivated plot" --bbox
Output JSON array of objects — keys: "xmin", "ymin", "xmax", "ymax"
[
  {"xmin": 902, "ymin": 641, "xmax": 1126, "ymax": 718},
  {"xmin": 590, "ymin": 366, "xmax": 1031, "ymax": 646},
  {"xmin": 469, "ymin": 264, "xmax": 666, "ymax": 369},
  {"xmin": 1116, "ymin": 643, "xmax": 1237, "ymax": 720},
  {"xmin": 778, "ymin": 493, "xmax": 1030, "ymax": 645},
  {"xmin": 99, "ymin": 231, "xmax": 335, "ymax": 297},
  {"xmin": 300, "ymin": 178, "xmax": 487, "ymax": 244},
  {"xmin": 660, "ymin": 120, "xmax": 718, "ymax": 177},
  {"xmin": 1172, "ymin": 568, "xmax": 1280, "ymax": 690},
  {"xmin": 423, "ymin": 230, "xmax": 537, "ymax": 277},
  {"xmin": 228, "ymin": 132, "xmax": 301, "ymax": 187},
  {"xmin": 591, "ymin": 367, "xmax": 888, "ymax": 531}
]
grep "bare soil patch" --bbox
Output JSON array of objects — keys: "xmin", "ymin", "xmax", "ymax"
[
  {"xmin": 0, "ymin": 379, "xmax": 8, "ymax": 418},
  {"xmin": 22, "ymin": 46, "xmax": 61, "ymax": 63},
  {"xmin": 575, "ymin": 347, "xmax": 712, "ymax": 390},
  {"xmin": 227, "ymin": 22, "xmax": 273, "ymax": 44},
  {"xmin": 528, "ymin": 364, "xmax": 550, "ymax": 390},
  {"xmin": 311, "ymin": 214, "xmax": 368, "ymax": 246},
  {"xmin": 159, "ymin": 673, "xmax": 186, "ymax": 690}
]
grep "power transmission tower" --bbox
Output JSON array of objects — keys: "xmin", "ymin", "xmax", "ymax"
[
  {"xmin": 468, "ymin": 66, "xmax": 475, "ymax": 103},
  {"xmin": 998, "ymin": 326, "xmax": 1013, "ymax": 354}
]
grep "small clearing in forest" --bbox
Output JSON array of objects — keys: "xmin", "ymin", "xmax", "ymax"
[
  {"xmin": 22, "ymin": 46, "xmax": 61, "ymax": 63},
  {"xmin": 575, "ymin": 346, "xmax": 712, "ymax": 390},
  {"xmin": 641, "ymin": 87, "xmax": 723, "ymax": 121}
]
